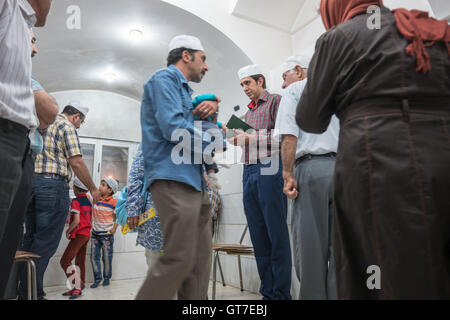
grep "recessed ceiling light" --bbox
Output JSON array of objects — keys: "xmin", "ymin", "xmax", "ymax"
[
  {"xmin": 129, "ymin": 29, "xmax": 144, "ymax": 41},
  {"xmin": 105, "ymin": 72, "xmax": 117, "ymax": 82}
]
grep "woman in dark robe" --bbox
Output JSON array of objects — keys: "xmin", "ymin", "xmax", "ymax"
[{"xmin": 296, "ymin": 0, "xmax": 450, "ymax": 299}]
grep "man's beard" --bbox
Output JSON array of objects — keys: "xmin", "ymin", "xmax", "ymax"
[{"xmin": 192, "ymin": 71, "xmax": 206, "ymax": 83}]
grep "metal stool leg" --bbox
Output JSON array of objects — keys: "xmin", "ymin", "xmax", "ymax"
[
  {"xmin": 216, "ymin": 253, "xmax": 225, "ymax": 286},
  {"xmin": 27, "ymin": 261, "xmax": 32, "ymax": 300},
  {"xmin": 238, "ymin": 255, "xmax": 244, "ymax": 291},
  {"xmin": 212, "ymin": 252, "xmax": 218, "ymax": 300},
  {"xmin": 29, "ymin": 259, "xmax": 37, "ymax": 300}
]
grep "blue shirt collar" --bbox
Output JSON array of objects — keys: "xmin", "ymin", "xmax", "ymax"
[{"xmin": 168, "ymin": 64, "xmax": 193, "ymax": 95}]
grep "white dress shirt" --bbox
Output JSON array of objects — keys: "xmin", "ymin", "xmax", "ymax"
[
  {"xmin": 274, "ymin": 79, "xmax": 339, "ymax": 159},
  {"xmin": 0, "ymin": 0, "xmax": 37, "ymax": 129}
]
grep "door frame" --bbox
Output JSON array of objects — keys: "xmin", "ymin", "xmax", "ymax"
[{"xmin": 79, "ymin": 137, "xmax": 139, "ymax": 188}]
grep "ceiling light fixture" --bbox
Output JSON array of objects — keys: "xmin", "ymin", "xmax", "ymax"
[
  {"xmin": 104, "ymin": 72, "xmax": 117, "ymax": 82},
  {"xmin": 129, "ymin": 29, "xmax": 144, "ymax": 41}
]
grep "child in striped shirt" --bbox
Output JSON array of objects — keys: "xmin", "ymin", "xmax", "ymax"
[{"xmin": 90, "ymin": 177, "xmax": 119, "ymax": 288}]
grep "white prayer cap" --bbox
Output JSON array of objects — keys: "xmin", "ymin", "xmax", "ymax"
[
  {"xmin": 73, "ymin": 176, "xmax": 88, "ymax": 191},
  {"xmin": 168, "ymin": 35, "xmax": 205, "ymax": 53},
  {"xmin": 103, "ymin": 177, "xmax": 119, "ymax": 194},
  {"xmin": 280, "ymin": 54, "xmax": 312, "ymax": 74},
  {"xmin": 68, "ymin": 100, "xmax": 89, "ymax": 116},
  {"xmin": 237, "ymin": 64, "xmax": 264, "ymax": 80}
]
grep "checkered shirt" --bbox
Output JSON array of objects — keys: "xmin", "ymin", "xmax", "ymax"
[
  {"xmin": 34, "ymin": 114, "xmax": 82, "ymax": 179},
  {"xmin": 243, "ymin": 90, "xmax": 281, "ymax": 163}
]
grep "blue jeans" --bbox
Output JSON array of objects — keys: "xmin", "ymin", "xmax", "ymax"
[
  {"xmin": 90, "ymin": 232, "xmax": 114, "ymax": 282},
  {"xmin": 242, "ymin": 159, "xmax": 292, "ymax": 300},
  {"xmin": 19, "ymin": 176, "xmax": 70, "ymax": 300}
]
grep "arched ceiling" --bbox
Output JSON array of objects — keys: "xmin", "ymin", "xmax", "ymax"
[{"xmin": 32, "ymin": 0, "xmax": 253, "ymax": 119}]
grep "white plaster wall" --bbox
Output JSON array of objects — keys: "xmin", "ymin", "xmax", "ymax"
[
  {"xmin": 51, "ymin": 90, "xmax": 142, "ymax": 143},
  {"xmin": 160, "ymin": 0, "xmax": 293, "ymax": 91}
]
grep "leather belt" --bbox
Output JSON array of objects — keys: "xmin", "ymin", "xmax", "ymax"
[{"xmin": 295, "ymin": 152, "xmax": 336, "ymax": 166}]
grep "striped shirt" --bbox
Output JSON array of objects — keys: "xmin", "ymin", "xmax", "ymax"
[
  {"xmin": 0, "ymin": 0, "xmax": 38, "ymax": 129},
  {"xmin": 244, "ymin": 90, "xmax": 282, "ymax": 163},
  {"xmin": 92, "ymin": 196, "xmax": 117, "ymax": 233},
  {"xmin": 34, "ymin": 114, "xmax": 82, "ymax": 179}
]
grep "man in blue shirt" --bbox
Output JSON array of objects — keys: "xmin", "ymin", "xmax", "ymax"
[{"xmin": 136, "ymin": 35, "xmax": 219, "ymax": 300}]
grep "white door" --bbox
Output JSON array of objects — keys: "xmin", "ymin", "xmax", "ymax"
[{"xmin": 78, "ymin": 137, "xmax": 139, "ymax": 193}]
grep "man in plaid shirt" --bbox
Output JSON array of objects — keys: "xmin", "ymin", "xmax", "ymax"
[
  {"xmin": 18, "ymin": 101, "xmax": 100, "ymax": 300},
  {"xmin": 228, "ymin": 65, "xmax": 291, "ymax": 300}
]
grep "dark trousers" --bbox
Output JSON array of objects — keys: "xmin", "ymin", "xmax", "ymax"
[
  {"xmin": 0, "ymin": 118, "xmax": 33, "ymax": 299},
  {"xmin": 60, "ymin": 234, "xmax": 90, "ymax": 288},
  {"xmin": 334, "ymin": 108, "xmax": 450, "ymax": 299},
  {"xmin": 90, "ymin": 232, "xmax": 114, "ymax": 282},
  {"xmin": 242, "ymin": 159, "xmax": 292, "ymax": 300},
  {"xmin": 136, "ymin": 180, "xmax": 212, "ymax": 300},
  {"xmin": 18, "ymin": 176, "xmax": 70, "ymax": 300}
]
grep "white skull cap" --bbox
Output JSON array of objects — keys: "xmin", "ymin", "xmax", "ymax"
[
  {"xmin": 280, "ymin": 54, "xmax": 312, "ymax": 74},
  {"xmin": 168, "ymin": 35, "xmax": 204, "ymax": 53},
  {"xmin": 68, "ymin": 100, "xmax": 89, "ymax": 116},
  {"xmin": 73, "ymin": 176, "xmax": 88, "ymax": 191},
  {"xmin": 237, "ymin": 64, "xmax": 264, "ymax": 80},
  {"xmin": 103, "ymin": 177, "xmax": 119, "ymax": 194}
]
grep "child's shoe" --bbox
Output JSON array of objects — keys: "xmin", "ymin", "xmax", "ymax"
[
  {"xmin": 62, "ymin": 289, "xmax": 74, "ymax": 296},
  {"xmin": 90, "ymin": 281, "xmax": 101, "ymax": 288},
  {"xmin": 102, "ymin": 279, "xmax": 110, "ymax": 286},
  {"xmin": 62, "ymin": 285, "xmax": 84, "ymax": 296},
  {"xmin": 69, "ymin": 288, "xmax": 82, "ymax": 300}
]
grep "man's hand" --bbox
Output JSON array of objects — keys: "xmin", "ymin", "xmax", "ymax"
[
  {"xmin": 227, "ymin": 129, "xmax": 256, "ymax": 146},
  {"xmin": 90, "ymin": 188, "xmax": 101, "ymax": 204},
  {"xmin": 127, "ymin": 216, "xmax": 139, "ymax": 230},
  {"xmin": 68, "ymin": 155, "xmax": 100, "ymax": 203},
  {"xmin": 283, "ymin": 172, "xmax": 299, "ymax": 200},
  {"xmin": 193, "ymin": 98, "xmax": 221, "ymax": 120}
]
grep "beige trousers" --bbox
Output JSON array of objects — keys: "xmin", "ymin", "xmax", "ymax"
[{"xmin": 136, "ymin": 180, "xmax": 212, "ymax": 300}]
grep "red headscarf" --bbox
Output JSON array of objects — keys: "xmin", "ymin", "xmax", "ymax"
[
  {"xmin": 320, "ymin": 0, "xmax": 450, "ymax": 73},
  {"xmin": 320, "ymin": 0, "xmax": 383, "ymax": 31},
  {"xmin": 391, "ymin": 9, "xmax": 450, "ymax": 73}
]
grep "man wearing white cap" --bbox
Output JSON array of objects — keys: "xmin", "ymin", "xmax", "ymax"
[
  {"xmin": 229, "ymin": 65, "xmax": 292, "ymax": 300},
  {"xmin": 18, "ymin": 100, "xmax": 100, "ymax": 300},
  {"xmin": 137, "ymin": 35, "xmax": 219, "ymax": 300},
  {"xmin": 274, "ymin": 54, "xmax": 339, "ymax": 300}
]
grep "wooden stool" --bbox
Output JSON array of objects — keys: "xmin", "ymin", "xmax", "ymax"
[
  {"xmin": 212, "ymin": 226, "xmax": 254, "ymax": 300},
  {"xmin": 14, "ymin": 251, "xmax": 40, "ymax": 300}
]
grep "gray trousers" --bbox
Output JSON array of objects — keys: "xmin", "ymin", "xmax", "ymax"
[
  {"xmin": 292, "ymin": 154, "xmax": 337, "ymax": 300},
  {"xmin": 136, "ymin": 180, "xmax": 212, "ymax": 300}
]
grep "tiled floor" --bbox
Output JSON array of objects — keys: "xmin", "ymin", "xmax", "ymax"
[{"xmin": 45, "ymin": 278, "xmax": 262, "ymax": 300}]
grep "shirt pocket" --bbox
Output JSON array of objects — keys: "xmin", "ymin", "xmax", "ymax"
[{"xmin": 180, "ymin": 90, "xmax": 193, "ymax": 112}]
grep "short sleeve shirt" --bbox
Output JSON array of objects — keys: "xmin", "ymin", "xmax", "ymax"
[
  {"xmin": 35, "ymin": 114, "xmax": 82, "ymax": 179},
  {"xmin": 69, "ymin": 194, "xmax": 93, "ymax": 238}
]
